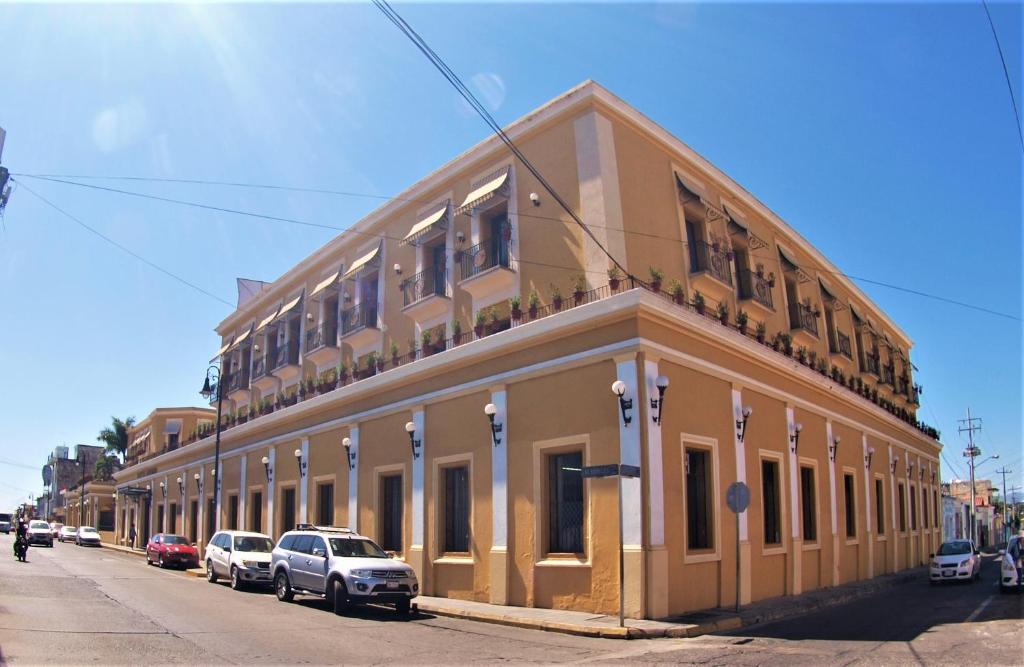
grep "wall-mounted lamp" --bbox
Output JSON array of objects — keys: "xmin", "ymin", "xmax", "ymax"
[
  {"xmin": 828, "ymin": 435, "xmax": 841, "ymax": 462},
  {"xmin": 908, "ymin": 461, "xmax": 915, "ymax": 478},
  {"xmin": 342, "ymin": 437, "xmax": 356, "ymax": 471},
  {"xmin": 919, "ymin": 466, "xmax": 924, "ymax": 481},
  {"xmin": 612, "ymin": 380, "xmax": 632, "ymax": 426},
  {"xmin": 455, "ymin": 230, "xmax": 466, "ymax": 244},
  {"xmin": 484, "ymin": 403, "xmax": 503, "ymax": 446},
  {"xmin": 306, "ymin": 312, "xmax": 314, "ymax": 322},
  {"xmin": 294, "ymin": 448, "xmax": 307, "ymax": 478},
  {"xmin": 405, "ymin": 421, "xmax": 421, "ymax": 459},
  {"xmin": 529, "ymin": 192, "xmax": 540, "ymax": 207},
  {"xmin": 253, "ymin": 343, "xmax": 260, "ymax": 352},
  {"xmin": 789, "ymin": 423, "xmax": 803, "ymax": 453},
  {"xmin": 158, "ymin": 481, "xmax": 167, "ymax": 499},
  {"xmin": 890, "ymin": 456, "xmax": 898, "ymax": 474},
  {"xmin": 193, "ymin": 472, "xmax": 201, "ymax": 491},
  {"xmin": 177, "ymin": 477, "xmax": 184, "ymax": 496},
  {"xmin": 865, "ymin": 447, "xmax": 875, "ymax": 468},
  {"xmin": 650, "ymin": 375, "xmax": 670, "ymax": 425},
  {"xmin": 393, "ymin": 263, "xmax": 402, "ymax": 276},
  {"xmin": 931, "ymin": 470, "xmax": 936, "ymax": 483},
  {"xmin": 735, "ymin": 405, "xmax": 753, "ymax": 442},
  {"xmin": 261, "ymin": 456, "xmax": 272, "ymax": 481}
]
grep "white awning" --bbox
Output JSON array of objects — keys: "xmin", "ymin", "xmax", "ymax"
[
  {"xmin": 227, "ymin": 325, "xmax": 253, "ymax": 351},
  {"xmin": 255, "ymin": 306, "xmax": 281, "ymax": 333},
  {"xmin": 276, "ymin": 291, "xmax": 303, "ymax": 319},
  {"xmin": 164, "ymin": 420, "xmax": 182, "ymax": 435},
  {"xmin": 212, "ymin": 337, "xmax": 233, "ymax": 361},
  {"xmin": 849, "ymin": 303, "xmax": 865, "ymax": 322},
  {"xmin": 131, "ymin": 429, "xmax": 151, "ymax": 448},
  {"xmin": 818, "ymin": 278, "xmax": 839, "ymax": 301},
  {"xmin": 456, "ymin": 169, "xmax": 509, "ymax": 214},
  {"xmin": 342, "ymin": 244, "xmax": 381, "ymax": 280},
  {"xmin": 777, "ymin": 244, "xmax": 800, "ymax": 271},
  {"xmin": 674, "ymin": 171, "xmax": 706, "ymax": 203},
  {"xmin": 723, "ymin": 202, "xmax": 748, "ymax": 232},
  {"xmin": 310, "ymin": 267, "xmax": 342, "ymax": 298},
  {"xmin": 402, "ymin": 203, "xmax": 450, "ymax": 246}
]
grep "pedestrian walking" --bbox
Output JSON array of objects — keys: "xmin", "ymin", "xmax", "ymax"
[{"xmin": 128, "ymin": 524, "xmax": 137, "ymax": 550}]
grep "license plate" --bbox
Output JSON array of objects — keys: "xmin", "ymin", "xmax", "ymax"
[
  {"xmin": 386, "ymin": 581, "xmax": 399, "ymax": 589},
  {"xmin": 943, "ymin": 572, "xmax": 953, "ymax": 577}
]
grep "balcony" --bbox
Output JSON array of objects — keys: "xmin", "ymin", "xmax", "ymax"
[
  {"xmin": 250, "ymin": 353, "xmax": 279, "ymax": 394},
  {"xmin": 402, "ymin": 266, "xmax": 450, "ymax": 323},
  {"xmin": 789, "ymin": 302, "xmax": 819, "ymax": 343},
  {"xmin": 340, "ymin": 302, "xmax": 381, "ymax": 353},
  {"xmin": 880, "ymin": 364, "xmax": 895, "ymax": 387},
  {"xmin": 226, "ymin": 368, "xmax": 251, "ymax": 404},
  {"xmin": 304, "ymin": 323, "xmax": 340, "ymax": 369},
  {"xmin": 862, "ymin": 352, "xmax": 881, "ymax": 377},
  {"xmin": 689, "ymin": 241, "xmax": 733, "ymax": 305},
  {"xmin": 271, "ymin": 340, "xmax": 301, "ymax": 383},
  {"xmin": 458, "ymin": 237, "xmax": 515, "ymax": 303},
  {"xmin": 830, "ymin": 331, "xmax": 853, "ymax": 360},
  {"xmin": 737, "ymin": 269, "xmax": 774, "ymax": 311}
]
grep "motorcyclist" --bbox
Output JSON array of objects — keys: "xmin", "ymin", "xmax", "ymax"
[{"xmin": 14, "ymin": 519, "xmax": 28, "ymax": 560}]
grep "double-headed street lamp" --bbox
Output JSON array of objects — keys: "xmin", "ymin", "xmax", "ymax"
[{"xmin": 200, "ymin": 364, "xmax": 224, "ymax": 534}]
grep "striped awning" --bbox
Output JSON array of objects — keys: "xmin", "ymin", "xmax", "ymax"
[
  {"xmin": 456, "ymin": 169, "xmax": 509, "ymax": 215},
  {"xmin": 402, "ymin": 202, "xmax": 450, "ymax": 246},
  {"xmin": 310, "ymin": 267, "xmax": 342, "ymax": 298},
  {"xmin": 675, "ymin": 171, "xmax": 706, "ymax": 204},
  {"xmin": 342, "ymin": 244, "xmax": 381, "ymax": 280},
  {"xmin": 255, "ymin": 306, "xmax": 281, "ymax": 333},
  {"xmin": 227, "ymin": 325, "xmax": 253, "ymax": 351},
  {"xmin": 212, "ymin": 337, "xmax": 233, "ymax": 361},
  {"xmin": 818, "ymin": 278, "xmax": 838, "ymax": 301},
  {"xmin": 276, "ymin": 291, "xmax": 303, "ymax": 319},
  {"xmin": 131, "ymin": 428, "xmax": 151, "ymax": 448},
  {"xmin": 723, "ymin": 202, "xmax": 748, "ymax": 232},
  {"xmin": 777, "ymin": 245, "xmax": 800, "ymax": 271}
]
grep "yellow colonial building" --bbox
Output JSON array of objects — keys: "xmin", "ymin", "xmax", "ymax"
[{"xmin": 113, "ymin": 81, "xmax": 942, "ymax": 618}]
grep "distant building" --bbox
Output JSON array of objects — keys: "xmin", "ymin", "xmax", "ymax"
[
  {"xmin": 43, "ymin": 444, "xmax": 104, "ymax": 521},
  {"xmin": 942, "ymin": 495, "xmax": 967, "ymax": 541}
]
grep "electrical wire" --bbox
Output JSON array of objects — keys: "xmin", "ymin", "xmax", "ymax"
[
  {"xmin": 14, "ymin": 179, "xmax": 234, "ymax": 307},
  {"xmin": 981, "ymin": 0, "xmax": 1024, "ymax": 154}
]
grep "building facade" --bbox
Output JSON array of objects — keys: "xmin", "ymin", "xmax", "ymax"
[
  {"xmin": 43, "ymin": 445, "xmax": 104, "ymax": 523},
  {"xmin": 63, "ymin": 480, "xmax": 116, "ymax": 541},
  {"xmin": 113, "ymin": 82, "xmax": 942, "ymax": 618}
]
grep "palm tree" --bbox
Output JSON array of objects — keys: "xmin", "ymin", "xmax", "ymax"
[
  {"xmin": 97, "ymin": 416, "xmax": 136, "ymax": 463},
  {"xmin": 93, "ymin": 453, "xmax": 118, "ymax": 481}
]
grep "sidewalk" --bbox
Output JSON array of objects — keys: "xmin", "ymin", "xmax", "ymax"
[{"xmin": 102, "ymin": 542, "xmax": 206, "ymax": 578}]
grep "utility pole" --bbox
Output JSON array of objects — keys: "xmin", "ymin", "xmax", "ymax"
[
  {"xmin": 1009, "ymin": 486, "xmax": 1022, "ymax": 536},
  {"xmin": 0, "ymin": 126, "xmax": 11, "ymax": 215},
  {"xmin": 994, "ymin": 467, "xmax": 1012, "ymax": 544},
  {"xmin": 958, "ymin": 408, "xmax": 983, "ymax": 544}
]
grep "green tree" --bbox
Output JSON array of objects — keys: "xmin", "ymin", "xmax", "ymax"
[
  {"xmin": 97, "ymin": 416, "xmax": 136, "ymax": 463},
  {"xmin": 93, "ymin": 453, "xmax": 118, "ymax": 481}
]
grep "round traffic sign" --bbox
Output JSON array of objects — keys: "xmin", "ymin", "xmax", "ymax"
[{"xmin": 726, "ymin": 481, "xmax": 751, "ymax": 513}]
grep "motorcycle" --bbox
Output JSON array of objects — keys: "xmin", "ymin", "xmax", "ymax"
[{"xmin": 13, "ymin": 536, "xmax": 28, "ymax": 562}]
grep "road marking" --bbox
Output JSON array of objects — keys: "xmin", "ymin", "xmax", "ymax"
[{"xmin": 964, "ymin": 595, "xmax": 994, "ymax": 623}]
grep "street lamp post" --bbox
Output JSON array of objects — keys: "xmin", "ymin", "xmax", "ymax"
[
  {"xmin": 965, "ymin": 447, "xmax": 999, "ymax": 545},
  {"xmin": 200, "ymin": 365, "xmax": 224, "ymax": 534}
]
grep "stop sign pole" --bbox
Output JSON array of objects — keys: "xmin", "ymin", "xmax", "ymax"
[
  {"xmin": 726, "ymin": 481, "xmax": 751, "ymax": 613},
  {"xmin": 582, "ymin": 463, "xmax": 640, "ymax": 628}
]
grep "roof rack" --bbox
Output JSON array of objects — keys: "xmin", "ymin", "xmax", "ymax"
[{"xmin": 294, "ymin": 523, "xmax": 354, "ymax": 534}]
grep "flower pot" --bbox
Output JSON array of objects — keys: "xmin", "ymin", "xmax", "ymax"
[
  {"xmin": 511, "ymin": 307, "xmax": 522, "ymax": 321},
  {"xmin": 673, "ymin": 293, "xmax": 685, "ymax": 305},
  {"xmin": 528, "ymin": 305, "xmax": 538, "ymax": 319},
  {"xmin": 553, "ymin": 296, "xmax": 563, "ymax": 311},
  {"xmin": 376, "ymin": 360, "xmax": 385, "ymax": 372},
  {"xmin": 474, "ymin": 324, "xmax": 485, "ymax": 338},
  {"xmin": 649, "ymin": 280, "xmax": 662, "ymax": 293},
  {"xmin": 756, "ymin": 332, "xmax": 765, "ymax": 344},
  {"xmin": 392, "ymin": 354, "xmax": 399, "ymax": 367},
  {"xmin": 609, "ymin": 278, "xmax": 620, "ymax": 291},
  {"xmin": 719, "ymin": 314, "xmax": 729, "ymax": 326},
  {"xmin": 695, "ymin": 303, "xmax": 705, "ymax": 316},
  {"xmin": 738, "ymin": 324, "xmax": 748, "ymax": 336},
  {"xmin": 573, "ymin": 290, "xmax": 584, "ymax": 305}
]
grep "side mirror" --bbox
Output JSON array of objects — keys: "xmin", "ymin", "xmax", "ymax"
[
  {"xmin": 998, "ymin": 549, "xmax": 1006, "ymax": 556},
  {"xmin": 974, "ymin": 550, "xmax": 980, "ymax": 556},
  {"xmin": 192, "ymin": 543, "xmax": 197, "ymax": 547},
  {"xmin": 311, "ymin": 547, "xmax": 326, "ymax": 558},
  {"xmin": 385, "ymin": 551, "xmax": 398, "ymax": 558}
]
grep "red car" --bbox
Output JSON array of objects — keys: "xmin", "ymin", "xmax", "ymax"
[{"xmin": 146, "ymin": 533, "xmax": 199, "ymax": 569}]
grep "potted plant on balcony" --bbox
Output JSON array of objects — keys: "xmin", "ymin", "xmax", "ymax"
[
  {"xmin": 717, "ymin": 301, "xmax": 729, "ymax": 326},
  {"xmin": 337, "ymin": 362, "xmax": 349, "ymax": 385},
  {"xmin": 528, "ymin": 290, "xmax": 541, "ymax": 319},
  {"xmin": 572, "ymin": 274, "xmax": 587, "ymax": 305},
  {"xmin": 488, "ymin": 307, "xmax": 501, "ymax": 333},
  {"xmin": 796, "ymin": 346, "xmax": 808, "ymax": 364},
  {"xmin": 451, "ymin": 319, "xmax": 462, "ymax": 344},
  {"xmin": 736, "ymin": 309, "xmax": 749, "ymax": 335},
  {"xmin": 608, "ymin": 267, "xmax": 621, "ymax": 291},
  {"xmin": 390, "ymin": 341, "xmax": 400, "ymax": 366},
  {"xmin": 668, "ymin": 279, "xmax": 685, "ymax": 305},
  {"xmin": 374, "ymin": 351, "xmax": 385, "ymax": 372},
  {"xmin": 421, "ymin": 329, "xmax": 433, "ymax": 357},
  {"xmin": 692, "ymin": 290, "xmax": 706, "ymax": 315},
  {"xmin": 755, "ymin": 321, "xmax": 767, "ymax": 343},
  {"xmin": 474, "ymin": 309, "xmax": 487, "ymax": 338},
  {"xmin": 510, "ymin": 295, "xmax": 522, "ymax": 322},
  {"xmin": 808, "ymin": 350, "xmax": 817, "ymax": 368},
  {"xmin": 648, "ymin": 267, "xmax": 664, "ymax": 292},
  {"xmin": 550, "ymin": 285, "xmax": 563, "ymax": 311},
  {"xmin": 780, "ymin": 333, "xmax": 793, "ymax": 356}
]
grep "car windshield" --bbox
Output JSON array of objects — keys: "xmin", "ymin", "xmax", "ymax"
[
  {"xmin": 937, "ymin": 542, "xmax": 971, "ymax": 556},
  {"xmin": 234, "ymin": 536, "xmax": 273, "ymax": 552},
  {"xmin": 328, "ymin": 537, "xmax": 388, "ymax": 558},
  {"xmin": 81, "ymin": 527, "xmax": 97, "ymax": 534},
  {"xmin": 162, "ymin": 535, "xmax": 189, "ymax": 545},
  {"xmin": 30, "ymin": 521, "xmax": 48, "ymax": 529},
  {"xmin": 64, "ymin": 527, "xmax": 76, "ymax": 532}
]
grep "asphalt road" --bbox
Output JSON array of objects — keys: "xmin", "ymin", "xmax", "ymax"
[{"xmin": 0, "ymin": 534, "xmax": 1020, "ymax": 665}]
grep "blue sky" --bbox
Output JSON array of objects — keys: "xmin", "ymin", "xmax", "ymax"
[{"xmin": 0, "ymin": 2, "xmax": 1020, "ymax": 509}]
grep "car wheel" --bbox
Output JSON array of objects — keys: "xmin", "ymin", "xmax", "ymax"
[
  {"xmin": 395, "ymin": 599, "xmax": 411, "ymax": 616},
  {"xmin": 158, "ymin": 555, "xmax": 165, "ymax": 569},
  {"xmin": 275, "ymin": 572, "xmax": 294, "ymax": 602},
  {"xmin": 331, "ymin": 579, "xmax": 348, "ymax": 615},
  {"xmin": 230, "ymin": 566, "xmax": 242, "ymax": 591},
  {"xmin": 206, "ymin": 560, "xmax": 218, "ymax": 583}
]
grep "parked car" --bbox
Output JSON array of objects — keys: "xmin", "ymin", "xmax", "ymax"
[
  {"xmin": 998, "ymin": 535, "xmax": 1022, "ymax": 593},
  {"xmin": 146, "ymin": 533, "xmax": 199, "ymax": 569},
  {"xmin": 27, "ymin": 520, "xmax": 53, "ymax": 547},
  {"xmin": 58, "ymin": 526, "xmax": 77, "ymax": 543},
  {"xmin": 204, "ymin": 530, "xmax": 274, "ymax": 590},
  {"xmin": 49, "ymin": 522, "xmax": 63, "ymax": 539},
  {"xmin": 271, "ymin": 524, "xmax": 418, "ymax": 615},
  {"xmin": 75, "ymin": 526, "xmax": 102, "ymax": 547},
  {"xmin": 0, "ymin": 513, "xmax": 12, "ymax": 534},
  {"xmin": 929, "ymin": 539, "xmax": 981, "ymax": 583}
]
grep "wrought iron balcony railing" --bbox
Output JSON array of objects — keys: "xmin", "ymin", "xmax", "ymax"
[
  {"xmin": 830, "ymin": 331, "xmax": 852, "ymax": 358},
  {"xmin": 402, "ymin": 266, "xmax": 447, "ymax": 306},
  {"xmin": 251, "ymin": 354, "xmax": 270, "ymax": 380},
  {"xmin": 341, "ymin": 302, "xmax": 379, "ymax": 336},
  {"xmin": 789, "ymin": 302, "xmax": 819, "ymax": 338},
  {"xmin": 272, "ymin": 340, "xmax": 300, "ymax": 370},
  {"xmin": 737, "ymin": 269, "xmax": 773, "ymax": 309},
  {"xmin": 460, "ymin": 237, "xmax": 511, "ymax": 281},
  {"xmin": 305, "ymin": 322, "xmax": 337, "ymax": 352},
  {"xmin": 226, "ymin": 369, "xmax": 250, "ymax": 393},
  {"xmin": 689, "ymin": 240, "xmax": 733, "ymax": 287},
  {"xmin": 862, "ymin": 352, "xmax": 880, "ymax": 376},
  {"xmin": 880, "ymin": 364, "xmax": 895, "ymax": 386}
]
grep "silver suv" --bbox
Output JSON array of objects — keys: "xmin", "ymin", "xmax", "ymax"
[{"xmin": 271, "ymin": 524, "xmax": 419, "ymax": 615}]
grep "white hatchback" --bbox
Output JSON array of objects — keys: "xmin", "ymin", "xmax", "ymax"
[
  {"xmin": 998, "ymin": 536, "xmax": 1022, "ymax": 592},
  {"xmin": 929, "ymin": 539, "xmax": 981, "ymax": 583},
  {"xmin": 204, "ymin": 530, "xmax": 275, "ymax": 590}
]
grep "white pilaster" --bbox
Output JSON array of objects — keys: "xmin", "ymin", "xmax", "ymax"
[
  {"xmin": 889, "ymin": 445, "xmax": 898, "ymax": 571},
  {"xmin": 614, "ymin": 358, "xmax": 643, "ymax": 548},
  {"xmin": 411, "ymin": 410, "xmax": 425, "ymax": 549},
  {"xmin": 267, "ymin": 449, "xmax": 276, "ymax": 539},
  {"xmin": 239, "ymin": 454, "xmax": 247, "ymax": 531},
  {"xmin": 643, "ymin": 361, "xmax": 665, "ymax": 549},
  {"xmin": 197, "ymin": 468, "xmax": 206, "ymax": 544},
  {"xmin": 826, "ymin": 421, "xmax": 839, "ymax": 586},
  {"xmin": 163, "ymin": 476, "xmax": 170, "ymax": 533},
  {"xmin": 347, "ymin": 427, "xmax": 360, "ymax": 531},
  {"xmin": 787, "ymin": 406, "xmax": 802, "ymax": 595},
  {"xmin": 299, "ymin": 437, "xmax": 310, "ymax": 524},
  {"xmin": 732, "ymin": 389, "xmax": 749, "ymax": 541},
  {"xmin": 862, "ymin": 435, "xmax": 873, "ymax": 578},
  {"xmin": 490, "ymin": 391, "xmax": 509, "ymax": 549},
  {"xmin": 574, "ymin": 110, "xmax": 628, "ymax": 288}
]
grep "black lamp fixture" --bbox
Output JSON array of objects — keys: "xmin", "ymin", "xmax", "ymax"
[
  {"xmin": 828, "ymin": 435, "xmax": 841, "ymax": 462},
  {"xmin": 865, "ymin": 447, "xmax": 875, "ymax": 468},
  {"xmin": 650, "ymin": 375, "xmax": 670, "ymax": 425},
  {"xmin": 261, "ymin": 456, "xmax": 272, "ymax": 481},
  {"xmin": 193, "ymin": 472, "xmax": 201, "ymax": 492},
  {"xmin": 177, "ymin": 477, "xmax": 184, "ymax": 496},
  {"xmin": 199, "ymin": 363, "xmax": 225, "ymax": 533},
  {"xmin": 405, "ymin": 421, "xmax": 421, "ymax": 459},
  {"xmin": 890, "ymin": 456, "xmax": 898, "ymax": 474},
  {"xmin": 484, "ymin": 403, "xmax": 503, "ymax": 446},
  {"xmin": 611, "ymin": 380, "xmax": 632, "ymax": 426},
  {"xmin": 342, "ymin": 438, "xmax": 356, "ymax": 471},
  {"xmin": 294, "ymin": 448, "xmax": 307, "ymax": 478},
  {"xmin": 735, "ymin": 405, "xmax": 753, "ymax": 442},
  {"xmin": 931, "ymin": 470, "xmax": 936, "ymax": 483},
  {"xmin": 158, "ymin": 481, "xmax": 167, "ymax": 499},
  {"xmin": 919, "ymin": 466, "xmax": 924, "ymax": 481},
  {"xmin": 908, "ymin": 460, "xmax": 915, "ymax": 478},
  {"xmin": 789, "ymin": 423, "xmax": 803, "ymax": 453}
]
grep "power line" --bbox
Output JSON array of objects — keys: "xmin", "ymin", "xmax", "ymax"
[
  {"xmin": 14, "ymin": 179, "xmax": 234, "ymax": 307},
  {"xmin": 981, "ymin": 0, "xmax": 1024, "ymax": 154}
]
